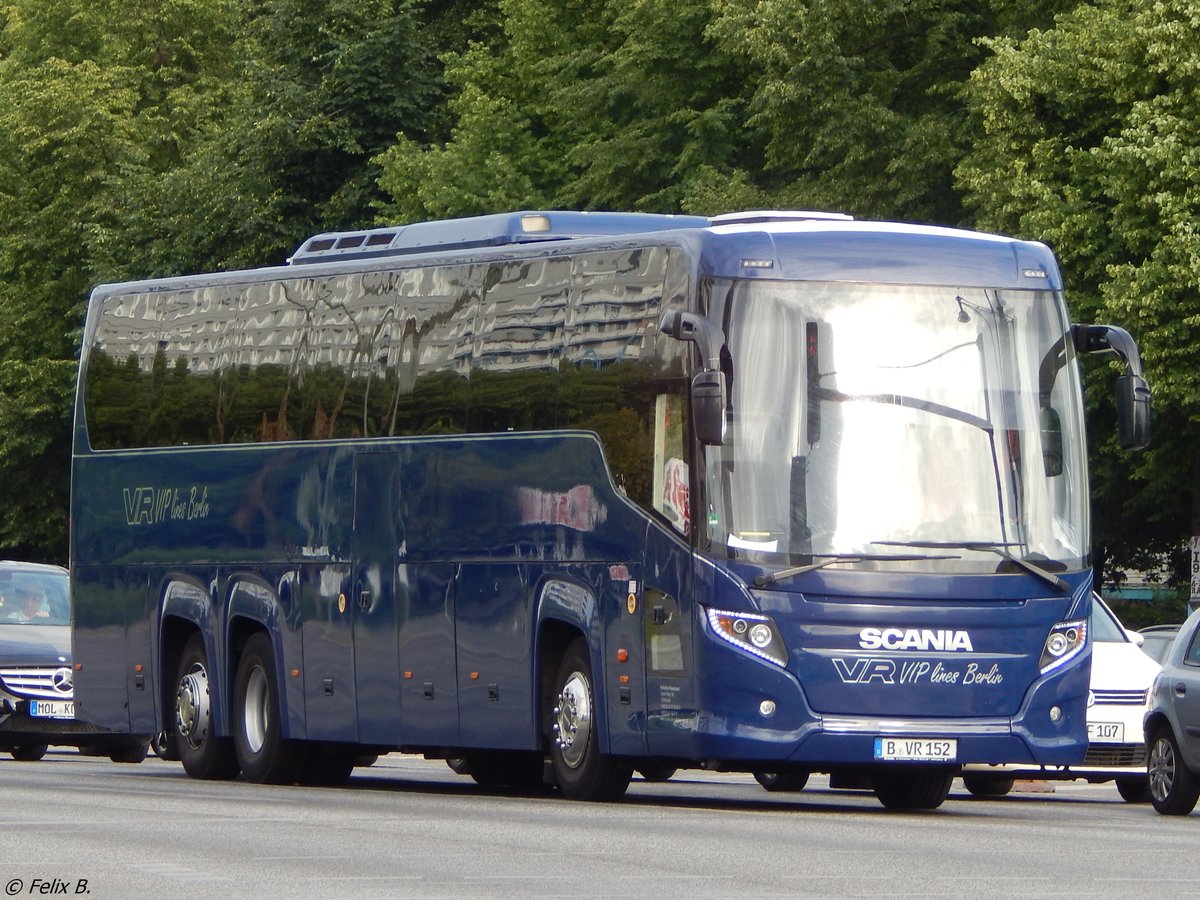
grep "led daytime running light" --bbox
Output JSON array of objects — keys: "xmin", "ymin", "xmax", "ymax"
[
  {"xmin": 706, "ymin": 608, "xmax": 788, "ymax": 667},
  {"xmin": 1039, "ymin": 619, "xmax": 1087, "ymax": 675}
]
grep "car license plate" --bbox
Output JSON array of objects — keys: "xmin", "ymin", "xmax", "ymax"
[
  {"xmin": 1087, "ymin": 721, "xmax": 1124, "ymax": 742},
  {"xmin": 873, "ymin": 737, "xmax": 957, "ymax": 761},
  {"xmin": 29, "ymin": 700, "xmax": 74, "ymax": 719}
]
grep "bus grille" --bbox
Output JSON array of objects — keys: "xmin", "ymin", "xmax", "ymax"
[{"xmin": 1083, "ymin": 743, "xmax": 1147, "ymax": 767}]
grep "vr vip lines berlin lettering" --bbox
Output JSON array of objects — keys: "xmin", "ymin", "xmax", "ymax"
[
  {"xmin": 833, "ymin": 627, "xmax": 1001, "ymax": 686},
  {"xmin": 122, "ymin": 485, "xmax": 211, "ymax": 526},
  {"xmin": 832, "ymin": 658, "xmax": 1004, "ymax": 686}
]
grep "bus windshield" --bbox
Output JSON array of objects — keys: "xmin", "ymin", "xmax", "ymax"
[{"xmin": 703, "ymin": 279, "xmax": 1089, "ymax": 576}]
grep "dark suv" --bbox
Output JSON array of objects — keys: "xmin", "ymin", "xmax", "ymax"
[{"xmin": 0, "ymin": 560, "xmax": 146, "ymax": 762}]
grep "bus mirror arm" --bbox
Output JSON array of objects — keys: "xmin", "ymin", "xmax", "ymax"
[
  {"xmin": 660, "ymin": 311, "xmax": 728, "ymax": 445},
  {"xmin": 1071, "ymin": 323, "xmax": 1152, "ymax": 451}
]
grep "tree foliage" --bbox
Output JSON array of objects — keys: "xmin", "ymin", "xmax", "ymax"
[
  {"xmin": 0, "ymin": 0, "xmax": 1196, "ymax": 583},
  {"xmin": 957, "ymin": 0, "xmax": 1200, "ymax": 585}
]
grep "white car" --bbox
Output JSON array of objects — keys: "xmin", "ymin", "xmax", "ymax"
[{"xmin": 961, "ymin": 594, "xmax": 1161, "ymax": 802}]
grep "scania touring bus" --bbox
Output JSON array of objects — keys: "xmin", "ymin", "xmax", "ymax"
[{"xmin": 70, "ymin": 210, "xmax": 1150, "ymax": 809}]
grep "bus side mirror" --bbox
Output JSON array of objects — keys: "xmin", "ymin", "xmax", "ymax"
[
  {"xmin": 691, "ymin": 369, "xmax": 726, "ymax": 446},
  {"xmin": 660, "ymin": 310, "xmax": 728, "ymax": 446},
  {"xmin": 1115, "ymin": 373, "xmax": 1151, "ymax": 451},
  {"xmin": 1072, "ymin": 323, "xmax": 1152, "ymax": 451}
]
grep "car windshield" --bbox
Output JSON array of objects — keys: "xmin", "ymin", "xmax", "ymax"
[
  {"xmin": 1091, "ymin": 597, "xmax": 1129, "ymax": 643},
  {"xmin": 0, "ymin": 568, "xmax": 70, "ymax": 626},
  {"xmin": 702, "ymin": 279, "xmax": 1089, "ymax": 575}
]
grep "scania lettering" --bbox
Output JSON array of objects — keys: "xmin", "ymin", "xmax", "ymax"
[
  {"xmin": 858, "ymin": 628, "xmax": 975, "ymax": 652},
  {"xmin": 70, "ymin": 210, "xmax": 1151, "ymax": 810}
]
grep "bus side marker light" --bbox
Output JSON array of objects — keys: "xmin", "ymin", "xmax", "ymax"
[
  {"xmin": 759, "ymin": 700, "xmax": 777, "ymax": 717},
  {"xmin": 619, "ymin": 674, "xmax": 630, "ymax": 685},
  {"xmin": 291, "ymin": 668, "xmax": 300, "ymax": 678},
  {"xmin": 470, "ymin": 672, "xmax": 479, "ymax": 680},
  {"xmin": 616, "ymin": 648, "xmax": 629, "ymax": 663},
  {"xmin": 404, "ymin": 671, "xmax": 413, "ymax": 679},
  {"xmin": 1049, "ymin": 705, "xmax": 1062, "ymax": 723},
  {"xmin": 134, "ymin": 663, "xmax": 144, "ymax": 673}
]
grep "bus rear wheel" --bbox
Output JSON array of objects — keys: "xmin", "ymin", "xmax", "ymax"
[
  {"xmin": 9, "ymin": 743, "xmax": 48, "ymax": 762},
  {"xmin": 871, "ymin": 766, "xmax": 954, "ymax": 810},
  {"xmin": 961, "ymin": 773, "xmax": 1014, "ymax": 797},
  {"xmin": 549, "ymin": 639, "xmax": 631, "ymax": 802},
  {"xmin": 174, "ymin": 634, "xmax": 239, "ymax": 780},
  {"xmin": 754, "ymin": 771, "xmax": 810, "ymax": 793},
  {"xmin": 234, "ymin": 633, "xmax": 308, "ymax": 784}
]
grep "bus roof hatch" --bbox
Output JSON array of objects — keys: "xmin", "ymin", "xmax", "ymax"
[{"xmin": 288, "ymin": 210, "xmax": 710, "ymax": 265}]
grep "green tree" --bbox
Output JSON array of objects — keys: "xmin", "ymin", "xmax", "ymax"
[{"xmin": 956, "ymin": 0, "xmax": 1200, "ymax": 586}]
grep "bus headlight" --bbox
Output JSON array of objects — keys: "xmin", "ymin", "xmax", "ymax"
[
  {"xmin": 706, "ymin": 608, "xmax": 788, "ymax": 667},
  {"xmin": 1038, "ymin": 619, "xmax": 1087, "ymax": 674}
]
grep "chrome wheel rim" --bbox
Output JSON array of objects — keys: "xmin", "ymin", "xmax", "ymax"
[
  {"xmin": 243, "ymin": 665, "xmax": 269, "ymax": 755},
  {"xmin": 1149, "ymin": 736, "xmax": 1175, "ymax": 802},
  {"xmin": 176, "ymin": 662, "xmax": 211, "ymax": 751},
  {"xmin": 555, "ymin": 671, "xmax": 592, "ymax": 769}
]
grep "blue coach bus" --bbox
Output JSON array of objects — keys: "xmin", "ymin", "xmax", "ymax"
[{"xmin": 70, "ymin": 210, "xmax": 1150, "ymax": 809}]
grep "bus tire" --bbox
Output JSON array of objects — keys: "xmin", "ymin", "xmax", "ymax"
[
  {"xmin": 108, "ymin": 741, "xmax": 150, "ymax": 764},
  {"xmin": 754, "ymin": 771, "xmax": 809, "ymax": 792},
  {"xmin": 961, "ymin": 773, "xmax": 1014, "ymax": 797},
  {"xmin": 637, "ymin": 763, "xmax": 677, "ymax": 783},
  {"xmin": 10, "ymin": 743, "xmax": 48, "ymax": 762},
  {"xmin": 1148, "ymin": 726, "xmax": 1200, "ymax": 815},
  {"xmin": 871, "ymin": 766, "xmax": 954, "ymax": 810},
  {"xmin": 1115, "ymin": 775, "xmax": 1150, "ymax": 803},
  {"xmin": 233, "ymin": 633, "xmax": 308, "ymax": 784},
  {"xmin": 174, "ymin": 634, "xmax": 239, "ymax": 780},
  {"xmin": 549, "ymin": 638, "xmax": 632, "ymax": 802},
  {"xmin": 298, "ymin": 747, "xmax": 355, "ymax": 786}
]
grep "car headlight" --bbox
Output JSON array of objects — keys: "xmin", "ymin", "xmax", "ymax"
[
  {"xmin": 1038, "ymin": 619, "xmax": 1087, "ymax": 675},
  {"xmin": 706, "ymin": 608, "xmax": 788, "ymax": 667}
]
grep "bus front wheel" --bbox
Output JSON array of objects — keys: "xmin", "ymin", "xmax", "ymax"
[
  {"xmin": 871, "ymin": 766, "xmax": 954, "ymax": 810},
  {"xmin": 174, "ymin": 635, "xmax": 239, "ymax": 780},
  {"xmin": 549, "ymin": 639, "xmax": 632, "ymax": 802},
  {"xmin": 233, "ymin": 633, "xmax": 308, "ymax": 784}
]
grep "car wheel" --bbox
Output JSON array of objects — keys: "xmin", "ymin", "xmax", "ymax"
[
  {"xmin": 754, "ymin": 771, "xmax": 810, "ymax": 792},
  {"xmin": 1148, "ymin": 725, "xmax": 1200, "ymax": 815},
  {"xmin": 10, "ymin": 743, "xmax": 48, "ymax": 762},
  {"xmin": 1115, "ymin": 775, "xmax": 1151, "ymax": 803},
  {"xmin": 962, "ymin": 774, "xmax": 1015, "ymax": 797}
]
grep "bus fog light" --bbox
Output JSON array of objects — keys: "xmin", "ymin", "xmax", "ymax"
[
  {"xmin": 759, "ymin": 699, "xmax": 777, "ymax": 717},
  {"xmin": 1049, "ymin": 705, "xmax": 1062, "ymax": 723}
]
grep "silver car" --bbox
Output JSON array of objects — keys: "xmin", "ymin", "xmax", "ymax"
[
  {"xmin": 0, "ymin": 560, "xmax": 147, "ymax": 762},
  {"xmin": 1144, "ymin": 607, "xmax": 1200, "ymax": 815}
]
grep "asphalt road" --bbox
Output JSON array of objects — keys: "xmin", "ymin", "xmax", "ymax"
[{"xmin": 0, "ymin": 752, "xmax": 1193, "ymax": 899}]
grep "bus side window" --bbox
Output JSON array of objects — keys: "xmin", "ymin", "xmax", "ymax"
[{"xmin": 653, "ymin": 392, "xmax": 689, "ymax": 535}]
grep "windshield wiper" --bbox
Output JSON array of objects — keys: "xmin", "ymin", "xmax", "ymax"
[
  {"xmin": 872, "ymin": 540, "xmax": 1069, "ymax": 593},
  {"xmin": 753, "ymin": 552, "xmax": 960, "ymax": 588}
]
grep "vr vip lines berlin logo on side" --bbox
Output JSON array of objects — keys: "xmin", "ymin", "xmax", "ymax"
[
  {"xmin": 122, "ymin": 485, "xmax": 211, "ymax": 526},
  {"xmin": 832, "ymin": 627, "xmax": 1003, "ymax": 686}
]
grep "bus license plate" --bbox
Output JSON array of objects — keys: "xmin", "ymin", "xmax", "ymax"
[
  {"xmin": 1087, "ymin": 722, "xmax": 1124, "ymax": 742},
  {"xmin": 29, "ymin": 700, "xmax": 74, "ymax": 719},
  {"xmin": 873, "ymin": 737, "xmax": 956, "ymax": 762}
]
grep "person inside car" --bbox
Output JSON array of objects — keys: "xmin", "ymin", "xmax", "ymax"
[{"xmin": 4, "ymin": 585, "xmax": 48, "ymax": 621}]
